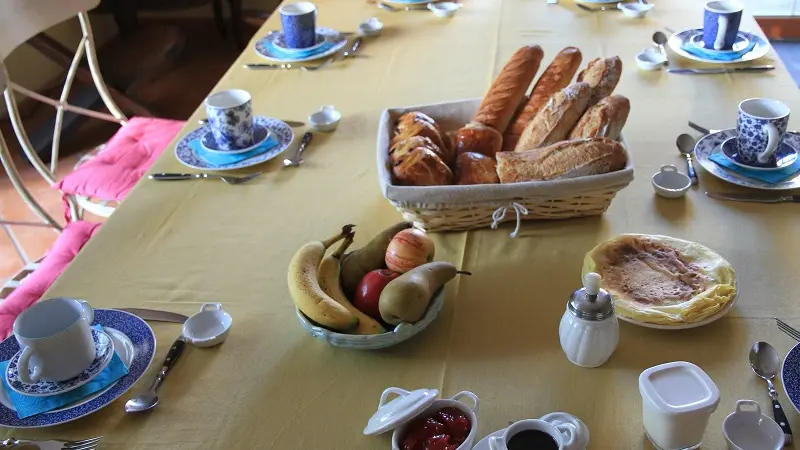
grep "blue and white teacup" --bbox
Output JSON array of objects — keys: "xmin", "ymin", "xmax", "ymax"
[
  {"xmin": 204, "ymin": 89, "xmax": 254, "ymax": 151},
  {"xmin": 280, "ymin": 2, "xmax": 317, "ymax": 49},
  {"xmin": 737, "ymin": 98, "xmax": 790, "ymax": 165},
  {"xmin": 703, "ymin": 0, "xmax": 744, "ymax": 51}
]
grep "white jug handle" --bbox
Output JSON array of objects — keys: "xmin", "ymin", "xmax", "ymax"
[
  {"xmin": 714, "ymin": 15, "xmax": 728, "ymax": 50},
  {"xmin": 79, "ymin": 300, "xmax": 94, "ymax": 324},
  {"xmin": 488, "ymin": 436, "xmax": 505, "ymax": 450},
  {"xmin": 758, "ymin": 123, "xmax": 781, "ymax": 164},
  {"xmin": 555, "ymin": 422, "xmax": 579, "ymax": 446},
  {"xmin": 16, "ymin": 346, "xmax": 43, "ymax": 384},
  {"xmin": 660, "ymin": 164, "xmax": 678, "ymax": 173},
  {"xmin": 378, "ymin": 387, "xmax": 410, "ymax": 408},
  {"xmin": 735, "ymin": 399, "xmax": 761, "ymax": 414},
  {"xmin": 201, "ymin": 303, "xmax": 222, "ymax": 312},
  {"xmin": 450, "ymin": 391, "xmax": 479, "ymax": 413}
]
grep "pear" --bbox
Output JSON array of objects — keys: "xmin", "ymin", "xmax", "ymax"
[
  {"xmin": 379, "ymin": 262, "xmax": 461, "ymax": 325},
  {"xmin": 340, "ymin": 222, "xmax": 411, "ymax": 295}
]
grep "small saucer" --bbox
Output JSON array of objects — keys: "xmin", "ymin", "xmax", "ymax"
[
  {"xmin": 270, "ymin": 32, "xmax": 326, "ymax": 54},
  {"xmin": 309, "ymin": 105, "xmax": 342, "ymax": 132},
  {"xmin": 689, "ymin": 32, "xmax": 751, "ymax": 54},
  {"xmin": 201, "ymin": 125, "xmax": 271, "ymax": 155},
  {"xmin": 428, "ymin": 2, "xmax": 462, "ymax": 17},
  {"xmin": 182, "ymin": 303, "xmax": 232, "ymax": 348},
  {"xmin": 721, "ymin": 137, "xmax": 798, "ymax": 171},
  {"xmin": 358, "ymin": 17, "xmax": 384, "ymax": 37},
  {"xmin": 5, "ymin": 329, "xmax": 114, "ymax": 397}
]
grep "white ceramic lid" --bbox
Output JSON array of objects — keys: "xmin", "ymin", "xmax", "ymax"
[
  {"xmin": 363, "ymin": 387, "xmax": 439, "ymax": 435},
  {"xmin": 639, "ymin": 361, "xmax": 720, "ymax": 415}
]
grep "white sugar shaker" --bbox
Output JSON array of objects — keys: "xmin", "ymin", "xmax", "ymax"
[{"xmin": 559, "ymin": 272, "xmax": 619, "ymax": 368}]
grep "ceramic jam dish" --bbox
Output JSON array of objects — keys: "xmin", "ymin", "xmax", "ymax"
[
  {"xmin": 182, "ymin": 303, "xmax": 232, "ymax": 347},
  {"xmin": 723, "ymin": 400, "xmax": 785, "ymax": 450},
  {"xmin": 364, "ymin": 387, "xmax": 479, "ymax": 450},
  {"xmin": 308, "ymin": 105, "xmax": 342, "ymax": 132},
  {"xmin": 652, "ymin": 165, "xmax": 691, "ymax": 198}
]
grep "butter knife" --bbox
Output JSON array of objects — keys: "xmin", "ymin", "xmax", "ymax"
[
  {"xmin": 119, "ymin": 308, "xmax": 189, "ymax": 323},
  {"xmin": 667, "ymin": 65, "xmax": 775, "ymax": 74},
  {"xmin": 705, "ymin": 192, "xmax": 800, "ymax": 203}
]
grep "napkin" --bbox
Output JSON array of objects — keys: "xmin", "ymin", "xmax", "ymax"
[
  {"xmin": 0, "ymin": 326, "xmax": 129, "ymax": 419},
  {"xmin": 709, "ymin": 151, "xmax": 800, "ymax": 183},
  {"xmin": 267, "ymin": 39, "xmax": 335, "ymax": 60},
  {"xmin": 191, "ymin": 134, "xmax": 279, "ymax": 167},
  {"xmin": 681, "ymin": 39, "xmax": 757, "ymax": 62}
]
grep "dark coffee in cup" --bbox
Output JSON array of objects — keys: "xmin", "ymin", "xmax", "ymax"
[{"xmin": 507, "ymin": 429, "xmax": 559, "ymax": 450}]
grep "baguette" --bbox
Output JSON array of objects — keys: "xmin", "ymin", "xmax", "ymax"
[
  {"xmin": 503, "ymin": 47, "xmax": 583, "ymax": 152},
  {"xmin": 472, "ymin": 45, "xmax": 544, "ymax": 133},
  {"xmin": 569, "ymin": 95, "xmax": 630, "ymax": 140},
  {"xmin": 577, "ymin": 56, "xmax": 623, "ymax": 106},
  {"xmin": 497, "ymin": 138, "xmax": 626, "ymax": 183},
  {"xmin": 514, "ymin": 82, "xmax": 592, "ymax": 152}
]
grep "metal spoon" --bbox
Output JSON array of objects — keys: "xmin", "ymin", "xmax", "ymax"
[
  {"xmin": 749, "ymin": 341, "xmax": 793, "ymax": 445},
  {"xmin": 283, "ymin": 131, "xmax": 313, "ymax": 167},
  {"xmin": 676, "ymin": 134, "xmax": 698, "ymax": 186},
  {"xmin": 652, "ymin": 31, "xmax": 669, "ymax": 66},
  {"xmin": 378, "ymin": 2, "xmax": 430, "ymax": 11},
  {"xmin": 125, "ymin": 338, "xmax": 185, "ymax": 413},
  {"xmin": 149, "ymin": 172, "xmax": 262, "ymax": 185}
]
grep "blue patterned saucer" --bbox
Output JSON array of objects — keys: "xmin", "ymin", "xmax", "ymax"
[
  {"xmin": 689, "ymin": 32, "xmax": 751, "ymax": 54},
  {"xmin": 0, "ymin": 309, "xmax": 155, "ymax": 428},
  {"xmin": 201, "ymin": 124, "xmax": 271, "ymax": 155},
  {"xmin": 255, "ymin": 27, "xmax": 346, "ymax": 63},
  {"xmin": 271, "ymin": 31, "xmax": 326, "ymax": 54},
  {"xmin": 5, "ymin": 329, "xmax": 113, "ymax": 398},
  {"xmin": 721, "ymin": 137, "xmax": 798, "ymax": 171},
  {"xmin": 782, "ymin": 342, "xmax": 800, "ymax": 413}
]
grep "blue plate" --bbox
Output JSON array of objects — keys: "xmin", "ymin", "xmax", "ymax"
[
  {"xmin": 271, "ymin": 32, "xmax": 326, "ymax": 54},
  {"xmin": 201, "ymin": 124, "xmax": 271, "ymax": 155},
  {"xmin": 782, "ymin": 342, "xmax": 800, "ymax": 413},
  {"xmin": 5, "ymin": 329, "xmax": 113, "ymax": 397},
  {"xmin": 689, "ymin": 32, "xmax": 751, "ymax": 54},
  {"xmin": 176, "ymin": 116, "xmax": 294, "ymax": 170},
  {"xmin": 668, "ymin": 28, "xmax": 771, "ymax": 64},
  {"xmin": 721, "ymin": 137, "xmax": 798, "ymax": 171},
  {"xmin": 0, "ymin": 310, "xmax": 155, "ymax": 428},
  {"xmin": 254, "ymin": 27, "xmax": 346, "ymax": 63}
]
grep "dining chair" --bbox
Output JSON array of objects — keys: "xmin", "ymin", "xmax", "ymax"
[{"xmin": 0, "ymin": 0, "xmax": 185, "ymax": 221}]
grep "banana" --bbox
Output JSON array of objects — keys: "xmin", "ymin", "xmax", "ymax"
[
  {"xmin": 318, "ymin": 235, "xmax": 386, "ymax": 335},
  {"xmin": 288, "ymin": 225, "xmax": 358, "ymax": 331}
]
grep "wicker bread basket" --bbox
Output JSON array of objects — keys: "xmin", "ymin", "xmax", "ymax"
[{"xmin": 377, "ymin": 99, "xmax": 635, "ymax": 234}]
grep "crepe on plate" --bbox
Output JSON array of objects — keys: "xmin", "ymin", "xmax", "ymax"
[{"xmin": 582, "ymin": 234, "xmax": 736, "ymax": 325}]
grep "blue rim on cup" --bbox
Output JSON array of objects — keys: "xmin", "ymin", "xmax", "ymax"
[
  {"xmin": 280, "ymin": 2, "xmax": 318, "ymax": 49},
  {"xmin": 204, "ymin": 89, "xmax": 254, "ymax": 152},
  {"xmin": 703, "ymin": 0, "xmax": 744, "ymax": 51}
]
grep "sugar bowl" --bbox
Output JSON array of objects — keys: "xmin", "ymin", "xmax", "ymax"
[{"xmin": 559, "ymin": 272, "xmax": 619, "ymax": 368}]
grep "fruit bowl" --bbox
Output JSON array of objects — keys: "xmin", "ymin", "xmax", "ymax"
[{"xmin": 295, "ymin": 289, "xmax": 444, "ymax": 350}]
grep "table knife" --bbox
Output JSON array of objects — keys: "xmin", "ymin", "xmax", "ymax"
[
  {"xmin": 667, "ymin": 65, "xmax": 775, "ymax": 75},
  {"xmin": 705, "ymin": 192, "xmax": 800, "ymax": 203},
  {"xmin": 243, "ymin": 63, "xmax": 295, "ymax": 70},
  {"xmin": 119, "ymin": 308, "xmax": 189, "ymax": 323}
]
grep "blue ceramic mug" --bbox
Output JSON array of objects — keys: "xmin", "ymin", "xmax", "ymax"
[
  {"xmin": 204, "ymin": 89, "xmax": 254, "ymax": 151},
  {"xmin": 703, "ymin": 1, "xmax": 743, "ymax": 51},
  {"xmin": 737, "ymin": 98, "xmax": 790, "ymax": 165},
  {"xmin": 280, "ymin": 2, "xmax": 317, "ymax": 49}
]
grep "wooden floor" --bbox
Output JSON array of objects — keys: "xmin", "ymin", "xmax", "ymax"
[{"xmin": 1, "ymin": 20, "xmax": 253, "ymax": 283}]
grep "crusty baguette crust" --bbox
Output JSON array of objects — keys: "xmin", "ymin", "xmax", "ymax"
[
  {"xmin": 568, "ymin": 95, "xmax": 630, "ymax": 140},
  {"xmin": 454, "ymin": 122, "xmax": 504, "ymax": 159},
  {"xmin": 577, "ymin": 56, "xmax": 623, "ymax": 106},
  {"xmin": 503, "ymin": 47, "xmax": 583, "ymax": 152},
  {"xmin": 456, "ymin": 152, "xmax": 499, "ymax": 185},
  {"xmin": 472, "ymin": 45, "xmax": 544, "ymax": 133},
  {"xmin": 497, "ymin": 138, "xmax": 626, "ymax": 183},
  {"xmin": 514, "ymin": 82, "xmax": 592, "ymax": 152}
]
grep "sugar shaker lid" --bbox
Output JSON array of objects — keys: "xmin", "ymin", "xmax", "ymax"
[
  {"xmin": 363, "ymin": 387, "xmax": 439, "ymax": 435},
  {"xmin": 567, "ymin": 273, "xmax": 614, "ymax": 321}
]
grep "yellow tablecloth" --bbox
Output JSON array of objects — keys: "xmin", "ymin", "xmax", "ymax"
[{"xmin": 8, "ymin": 0, "xmax": 800, "ymax": 448}]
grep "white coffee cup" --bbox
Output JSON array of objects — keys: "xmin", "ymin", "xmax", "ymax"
[
  {"xmin": 490, "ymin": 419, "xmax": 570, "ymax": 450},
  {"xmin": 13, "ymin": 297, "xmax": 95, "ymax": 383}
]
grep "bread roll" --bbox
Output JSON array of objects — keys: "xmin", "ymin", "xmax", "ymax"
[
  {"xmin": 393, "ymin": 146, "xmax": 454, "ymax": 186},
  {"xmin": 472, "ymin": 45, "xmax": 544, "ymax": 133},
  {"xmin": 514, "ymin": 82, "xmax": 592, "ymax": 152},
  {"xmin": 393, "ymin": 112, "xmax": 453, "ymax": 164},
  {"xmin": 577, "ymin": 56, "xmax": 623, "ymax": 106},
  {"xmin": 454, "ymin": 122, "xmax": 503, "ymax": 159},
  {"xmin": 569, "ymin": 95, "xmax": 630, "ymax": 141},
  {"xmin": 503, "ymin": 47, "xmax": 583, "ymax": 152},
  {"xmin": 390, "ymin": 136, "xmax": 450, "ymax": 168},
  {"xmin": 396, "ymin": 111, "xmax": 446, "ymax": 143},
  {"xmin": 497, "ymin": 138, "xmax": 626, "ymax": 183},
  {"xmin": 456, "ymin": 152, "xmax": 499, "ymax": 185}
]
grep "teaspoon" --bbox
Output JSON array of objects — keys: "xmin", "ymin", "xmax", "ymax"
[
  {"xmin": 652, "ymin": 31, "xmax": 669, "ymax": 66},
  {"xmin": 676, "ymin": 134, "xmax": 698, "ymax": 186},
  {"xmin": 749, "ymin": 341, "xmax": 793, "ymax": 445},
  {"xmin": 283, "ymin": 132, "xmax": 313, "ymax": 167},
  {"xmin": 124, "ymin": 338, "xmax": 185, "ymax": 413}
]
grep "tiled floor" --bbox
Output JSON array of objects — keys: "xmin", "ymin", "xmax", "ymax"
[{"xmin": 0, "ymin": 20, "xmax": 253, "ymax": 283}]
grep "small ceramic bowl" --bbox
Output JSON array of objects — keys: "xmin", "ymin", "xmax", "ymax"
[
  {"xmin": 309, "ymin": 105, "xmax": 342, "ymax": 132},
  {"xmin": 358, "ymin": 17, "xmax": 383, "ymax": 37},
  {"xmin": 428, "ymin": 2, "xmax": 462, "ymax": 18},
  {"xmin": 390, "ymin": 390, "xmax": 479, "ymax": 450},
  {"xmin": 652, "ymin": 165, "xmax": 691, "ymax": 198},
  {"xmin": 182, "ymin": 303, "xmax": 232, "ymax": 348},
  {"xmin": 636, "ymin": 48, "xmax": 666, "ymax": 71},
  {"xmin": 618, "ymin": 2, "xmax": 653, "ymax": 18},
  {"xmin": 723, "ymin": 400, "xmax": 785, "ymax": 450}
]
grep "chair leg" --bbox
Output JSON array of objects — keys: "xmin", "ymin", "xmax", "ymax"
[
  {"xmin": 228, "ymin": 0, "xmax": 246, "ymax": 50},
  {"xmin": 213, "ymin": 0, "xmax": 227, "ymax": 37}
]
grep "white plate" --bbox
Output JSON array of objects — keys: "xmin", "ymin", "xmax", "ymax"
[
  {"xmin": 617, "ymin": 289, "xmax": 738, "ymax": 330},
  {"xmin": 254, "ymin": 27, "xmax": 347, "ymax": 63},
  {"xmin": 668, "ymin": 28, "xmax": 771, "ymax": 64}
]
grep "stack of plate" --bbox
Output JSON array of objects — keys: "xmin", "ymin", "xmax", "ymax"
[
  {"xmin": 667, "ymin": 28, "xmax": 770, "ymax": 64},
  {"xmin": 255, "ymin": 27, "xmax": 347, "ymax": 63}
]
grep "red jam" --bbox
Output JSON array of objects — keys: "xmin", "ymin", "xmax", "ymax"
[{"xmin": 401, "ymin": 407, "xmax": 471, "ymax": 450}]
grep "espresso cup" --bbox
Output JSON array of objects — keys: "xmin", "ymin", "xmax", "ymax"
[
  {"xmin": 204, "ymin": 89, "xmax": 254, "ymax": 151},
  {"xmin": 737, "ymin": 98, "xmax": 790, "ymax": 165},
  {"xmin": 489, "ymin": 419, "xmax": 567, "ymax": 450},
  {"xmin": 703, "ymin": 1, "xmax": 743, "ymax": 51},
  {"xmin": 13, "ymin": 297, "xmax": 95, "ymax": 383},
  {"xmin": 280, "ymin": 2, "xmax": 317, "ymax": 49}
]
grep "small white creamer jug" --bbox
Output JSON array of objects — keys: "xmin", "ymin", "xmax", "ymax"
[{"xmin": 559, "ymin": 273, "xmax": 618, "ymax": 368}]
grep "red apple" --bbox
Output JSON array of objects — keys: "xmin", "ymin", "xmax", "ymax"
[
  {"xmin": 385, "ymin": 228, "xmax": 435, "ymax": 273},
  {"xmin": 353, "ymin": 269, "xmax": 401, "ymax": 320}
]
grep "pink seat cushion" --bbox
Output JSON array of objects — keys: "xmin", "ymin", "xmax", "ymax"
[
  {"xmin": 55, "ymin": 117, "xmax": 185, "ymax": 201},
  {"xmin": 0, "ymin": 221, "xmax": 101, "ymax": 339}
]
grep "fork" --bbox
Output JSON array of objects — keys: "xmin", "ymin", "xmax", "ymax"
[
  {"xmin": 777, "ymin": 318, "xmax": 800, "ymax": 341},
  {"xmin": 576, "ymin": 3, "xmax": 616, "ymax": 11},
  {"xmin": 1, "ymin": 436, "xmax": 102, "ymax": 450},
  {"xmin": 148, "ymin": 172, "xmax": 262, "ymax": 185},
  {"xmin": 378, "ymin": 2, "xmax": 431, "ymax": 11}
]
